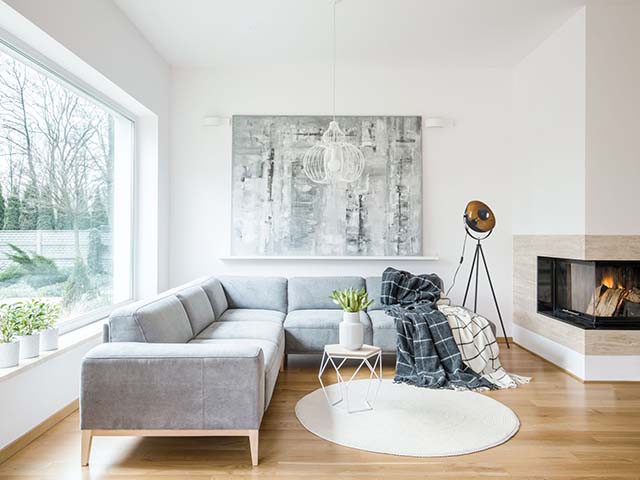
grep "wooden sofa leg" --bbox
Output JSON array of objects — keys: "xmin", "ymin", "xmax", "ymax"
[
  {"xmin": 249, "ymin": 430, "xmax": 259, "ymax": 466},
  {"xmin": 81, "ymin": 430, "xmax": 93, "ymax": 466},
  {"xmin": 280, "ymin": 354, "xmax": 287, "ymax": 372}
]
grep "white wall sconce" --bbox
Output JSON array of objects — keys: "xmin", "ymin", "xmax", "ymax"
[
  {"xmin": 202, "ymin": 116, "xmax": 230, "ymax": 127},
  {"xmin": 424, "ymin": 117, "xmax": 454, "ymax": 128}
]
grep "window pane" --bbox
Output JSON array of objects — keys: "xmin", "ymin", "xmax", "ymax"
[{"xmin": 0, "ymin": 46, "xmax": 133, "ymax": 326}]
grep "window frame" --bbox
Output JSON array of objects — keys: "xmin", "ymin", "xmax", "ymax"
[{"xmin": 0, "ymin": 31, "xmax": 138, "ymax": 334}]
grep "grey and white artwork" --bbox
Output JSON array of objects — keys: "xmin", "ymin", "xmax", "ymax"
[{"xmin": 231, "ymin": 115, "xmax": 422, "ymax": 256}]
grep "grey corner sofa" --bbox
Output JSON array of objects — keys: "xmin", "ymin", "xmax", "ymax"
[{"xmin": 79, "ymin": 274, "xmax": 434, "ymax": 466}]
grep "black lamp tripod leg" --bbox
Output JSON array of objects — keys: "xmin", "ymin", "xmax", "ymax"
[
  {"xmin": 462, "ymin": 243, "xmax": 480, "ymax": 308},
  {"xmin": 478, "ymin": 244, "xmax": 510, "ymax": 348},
  {"xmin": 473, "ymin": 245, "xmax": 480, "ymax": 313}
]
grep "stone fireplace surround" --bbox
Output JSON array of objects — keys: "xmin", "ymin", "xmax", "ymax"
[{"xmin": 513, "ymin": 235, "xmax": 640, "ymax": 381}]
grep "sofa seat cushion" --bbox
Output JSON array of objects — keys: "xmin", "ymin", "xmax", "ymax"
[
  {"xmin": 368, "ymin": 310, "xmax": 397, "ymax": 353},
  {"xmin": 218, "ymin": 309, "xmax": 285, "ymax": 325},
  {"xmin": 189, "ymin": 337, "xmax": 284, "ymax": 410},
  {"xmin": 194, "ymin": 321, "xmax": 284, "ymax": 346},
  {"xmin": 189, "ymin": 338, "xmax": 279, "ymax": 375},
  {"xmin": 284, "ymin": 310, "xmax": 372, "ymax": 353}
]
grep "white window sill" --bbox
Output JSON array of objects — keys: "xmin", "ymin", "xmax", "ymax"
[{"xmin": 0, "ymin": 320, "xmax": 105, "ymax": 383}]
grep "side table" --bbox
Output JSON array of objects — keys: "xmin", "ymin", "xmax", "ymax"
[{"xmin": 318, "ymin": 344, "xmax": 382, "ymax": 413}]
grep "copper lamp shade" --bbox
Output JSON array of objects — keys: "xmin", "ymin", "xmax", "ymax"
[{"xmin": 464, "ymin": 200, "xmax": 495, "ymax": 233}]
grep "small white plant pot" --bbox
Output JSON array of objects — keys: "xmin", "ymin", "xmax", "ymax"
[
  {"xmin": 0, "ymin": 340, "xmax": 20, "ymax": 368},
  {"xmin": 18, "ymin": 333, "xmax": 40, "ymax": 359},
  {"xmin": 339, "ymin": 311, "xmax": 364, "ymax": 350},
  {"xmin": 40, "ymin": 328, "xmax": 59, "ymax": 351}
]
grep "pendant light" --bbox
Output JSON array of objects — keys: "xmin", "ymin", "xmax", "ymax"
[{"xmin": 303, "ymin": 0, "xmax": 365, "ymax": 184}]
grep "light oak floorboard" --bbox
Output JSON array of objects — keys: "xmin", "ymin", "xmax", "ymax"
[{"xmin": 0, "ymin": 346, "xmax": 639, "ymax": 479}]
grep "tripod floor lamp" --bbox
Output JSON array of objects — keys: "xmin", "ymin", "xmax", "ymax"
[{"xmin": 462, "ymin": 200, "xmax": 510, "ymax": 348}]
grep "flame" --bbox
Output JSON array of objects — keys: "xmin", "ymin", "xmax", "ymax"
[
  {"xmin": 601, "ymin": 274, "xmax": 625, "ymax": 289},
  {"xmin": 602, "ymin": 275, "xmax": 614, "ymax": 289}
]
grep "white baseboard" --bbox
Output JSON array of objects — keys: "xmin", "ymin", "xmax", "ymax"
[
  {"xmin": 514, "ymin": 325, "xmax": 640, "ymax": 381},
  {"xmin": 514, "ymin": 325, "xmax": 585, "ymax": 378},
  {"xmin": 584, "ymin": 355, "xmax": 640, "ymax": 381}
]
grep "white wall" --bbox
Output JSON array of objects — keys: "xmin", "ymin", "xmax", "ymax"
[
  {"xmin": 0, "ymin": 0, "xmax": 170, "ymax": 450},
  {"xmin": 0, "ymin": 336, "xmax": 100, "ymax": 449},
  {"xmin": 169, "ymin": 65, "xmax": 514, "ymax": 333},
  {"xmin": 512, "ymin": 8, "xmax": 586, "ymax": 235},
  {"xmin": 585, "ymin": 0, "xmax": 640, "ymax": 235}
]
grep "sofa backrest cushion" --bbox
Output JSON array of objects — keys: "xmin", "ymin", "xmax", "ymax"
[
  {"xmin": 176, "ymin": 286, "xmax": 216, "ymax": 336},
  {"xmin": 219, "ymin": 276, "xmax": 288, "ymax": 313},
  {"xmin": 109, "ymin": 295, "xmax": 193, "ymax": 343},
  {"xmin": 365, "ymin": 276, "xmax": 383, "ymax": 311},
  {"xmin": 288, "ymin": 276, "xmax": 365, "ymax": 311},
  {"xmin": 134, "ymin": 296, "xmax": 194, "ymax": 343},
  {"xmin": 200, "ymin": 278, "xmax": 229, "ymax": 319}
]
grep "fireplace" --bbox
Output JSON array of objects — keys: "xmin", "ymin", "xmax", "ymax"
[{"xmin": 537, "ymin": 256, "xmax": 640, "ymax": 329}]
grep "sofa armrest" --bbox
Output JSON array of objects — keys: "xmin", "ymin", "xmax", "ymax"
[{"xmin": 80, "ymin": 342, "xmax": 265, "ymax": 431}]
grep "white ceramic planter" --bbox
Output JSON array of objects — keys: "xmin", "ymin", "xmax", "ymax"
[
  {"xmin": 19, "ymin": 333, "xmax": 40, "ymax": 359},
  {"xmin": 40, "ymin": 327, "xmax": 59, "ymax": 351},
  {"xmin": 0, "ymin": 340, "xmax": 20, "ymax": 368},
  {"xmin": 339, "ymin": 311, "xmax": 364, "ymax": 350}
]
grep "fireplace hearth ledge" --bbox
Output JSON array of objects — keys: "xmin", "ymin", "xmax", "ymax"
[{"xmin": 513, "ymin": 235, "xmax": 640, "ymax": 381}]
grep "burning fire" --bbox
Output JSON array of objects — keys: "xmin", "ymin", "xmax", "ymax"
[{"xmin": 601, "ymin": 274, "xmax": 624, "ymax": 289}]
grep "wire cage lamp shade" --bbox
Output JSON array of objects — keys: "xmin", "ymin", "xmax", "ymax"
[
  {"xmin": 303, "ymin": 121, "xmax": 365, "ymax": 184},
  {"xmin": 302, "ymin": 0, "xmax": 366, "ymax": 184}
]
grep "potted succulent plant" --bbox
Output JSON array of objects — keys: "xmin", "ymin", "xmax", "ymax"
[
  {"xmin": 330, "ymin": 287, "xmax": 374, "ymax": 350},
  {"xmin": 0, "ymin": 305, "xmax": 20, "ymax": 368}
]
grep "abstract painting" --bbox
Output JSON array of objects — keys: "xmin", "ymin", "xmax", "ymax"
[{"xmin": 231, "ymin": 115, "xmax": 422, "ymax": 256}]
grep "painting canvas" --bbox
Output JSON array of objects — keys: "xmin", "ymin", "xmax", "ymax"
[{"xmin": 231, "ymin": 115, "xmax": 422, "ymax": 256}]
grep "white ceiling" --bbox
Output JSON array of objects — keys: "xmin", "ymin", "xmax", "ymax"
[{"xmin": 114, "ymin": 0, "xmax": 585, "ymax": 68}]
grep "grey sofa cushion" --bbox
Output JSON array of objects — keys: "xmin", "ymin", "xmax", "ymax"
[
  {"xmin": 189, "ymin": 337, "xmax": 284, "ymax": 409},
  {"xmin": 218, "ymin": 309, "xmax": 285, "ymax": 324},
  {"xmin": 365, "ymin": 276, "xmax": 383, "ymax": 311},
  {"xmin": 368, "ymin": 310, "xmax": 397, "ymax": 352},
  {"xmin": 284, "ymin": 309, "xmax": 372, "ymax": 353},
  {"xmin": 288, "ymin": 276, "xmax": 366, "ymax": 311},
  {"xmin": 219, "ymin": 276, "xmax": 288, "ymax": 313},
  {"xmin": 136, "ymin": 296, "xmax": 194, "ymax": 343},
  {"xmin": 109, "ymin": 295, "xmax": 193, "ymax": 343},
  {"xmin": 176, "ymin": 286, "xmax": 216, "ymax": 335},
  {"xmin": 194, "ymin": 320, "xmax": 284, "ymax": 346},
  {"xmin": 200, "ymin": 277, "xmax": 229, "ymax": 319}
]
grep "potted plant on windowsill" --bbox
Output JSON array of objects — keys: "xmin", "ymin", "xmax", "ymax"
[
  {"xmin": 330, "ymin": 287, "xmax": 374, "ymax": 351},
  {"xmin": 10, "ymin": 301, "xmax": 41, "ymax": 360},
  {"xmin": 38, "ymin": 301, "xmax": 61, "ymax": 351},
  {"xmin": 0, "ymin": 306, "xmax": 20, "ymax": 368}
]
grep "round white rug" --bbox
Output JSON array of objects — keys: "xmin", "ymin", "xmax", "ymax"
[{"xmin": 295, "ymin": 379, "xmax": 520, "ymax": 457}]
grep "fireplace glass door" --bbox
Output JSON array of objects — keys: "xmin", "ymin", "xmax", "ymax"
[{"xmin": 537, "ymin": 257, "xmax": 640, "ymax": 329}]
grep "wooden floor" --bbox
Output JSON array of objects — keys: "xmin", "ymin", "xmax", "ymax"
[{"xmin": 1, "ymin": 344, "xmax": 639, "ymax": 479}]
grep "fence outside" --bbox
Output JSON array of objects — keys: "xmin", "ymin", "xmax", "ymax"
[{"xmin": 0, "ymin": 230, "xmax": 112, "ymax": 270}]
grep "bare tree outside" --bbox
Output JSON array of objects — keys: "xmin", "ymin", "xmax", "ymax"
[{"xmin": 0, "ymin": 48, "xmax": 117, "ymax": 320}]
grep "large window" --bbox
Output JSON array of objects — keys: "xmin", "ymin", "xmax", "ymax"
[{"xmin": 0, "ymin": 42, "xmax": 133, "ymax": 331}]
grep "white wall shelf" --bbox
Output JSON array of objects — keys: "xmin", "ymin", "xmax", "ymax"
[{"xmin": 220, "ymin": 256, "xmax": 439, "ymax": 261}]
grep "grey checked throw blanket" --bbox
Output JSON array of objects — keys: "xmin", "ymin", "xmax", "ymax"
[{"xmin": 381, "ymin": 267, "xmax": 495, "ymax": 390}]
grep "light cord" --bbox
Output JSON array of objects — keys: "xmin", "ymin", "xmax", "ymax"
[
  {"xmin": 446, "ymin": 228, "xmax": 468, "ymax": 296},
  {"xmin": 331, "ymin": 0, "xmax": 336, "ymax": 121}
]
